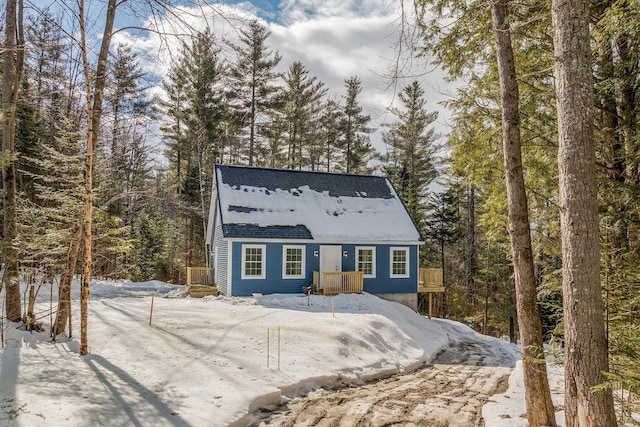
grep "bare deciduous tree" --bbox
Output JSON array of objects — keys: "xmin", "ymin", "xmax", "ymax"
[{"xmin": 77, "ymin": 0, "xmax": 118, "ymax": 355}]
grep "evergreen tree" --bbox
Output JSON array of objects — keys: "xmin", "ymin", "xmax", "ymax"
[
  {"xmin": 383, "ymin": 81, "xmax": 439, "ymax": 226},
  {"xmin": 98, "ymin": 43, "xmax": 156, "ymax": 277},
  {"xmin": 19, "ymin": 118, "xmax": 85, "ymax": 335},
  {"xmin": 339, "ymin": 76, "xmax": 375, "ymax": 174},
  {"xmin": 102, "ymin": 44, "xmax": 154, "ymax": 210},
  {"xmin": 319, "ymin": 99, "xmax": 344, "ymax": 172},
  {"xmin": 425, "ymin": 188, "xmax": 461, "ymax": 273},
  {"xmin": 161, "ymin": 59, "xmax": 190, "ymax": 185},
  {"xmin": 280, "ymin": 61, "xmax": 327, "ymax": 170},
  {"xmin": 227, "ymin": 20, "xmax": 282, "ymax": 166},
  {"xmin": 161, "ymin": 29, "xmax": 228, "ymax": 266},
  {"xmin": 553, "ymin": 0, "xmax": 617, "ymax": 422}
]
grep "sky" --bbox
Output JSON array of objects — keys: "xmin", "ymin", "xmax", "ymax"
[{"xmin": 108, "ymin": 0, "xmax": 455, "ymax": 157}]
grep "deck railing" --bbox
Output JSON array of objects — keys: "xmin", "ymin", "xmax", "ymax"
[
  {"xmin": 418, "ymin": 268, "xmax": 444, "ymax": 293},
  {"xmin": 186, "ymin": 267, "xmax": 215, "ymax": 287},
  {"xmin": 418, "ymin": 268, "xmax": 444, "ymax": 319},
  {"xmin": 320, "ymin": 271, "xmax": 364, "ymax": 296}
]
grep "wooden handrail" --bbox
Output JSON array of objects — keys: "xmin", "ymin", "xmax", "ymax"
[
  {"xmin": 322, "ymin": 271, "xmax": 363, "ymax": 295},
  {"xmin": 186, "ymin": 267, "xmax": 215, "ymax": 287},
  {"xmin": 418, "ymin": 268, "xmax": 444, "ymax": 293}
]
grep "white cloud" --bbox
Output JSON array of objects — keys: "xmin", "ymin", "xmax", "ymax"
[
  {"xmin": 114, "ymin": 0, "xmax": 453, "ymax": 153},
  {"xmin": 279, "ymin": 0, "xmax": 395, "ymax": 23}
]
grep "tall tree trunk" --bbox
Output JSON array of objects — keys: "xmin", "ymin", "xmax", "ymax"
[
  {"xmin": 52, "ymin": 223, "xmax": 82, "ymax": 336},
  {"xmin": 491, "ymin": 1, "xmax": 556, "ymax": 425},
  {"xmin": 2, "ymin": 0, "xmax": 25, "ymax": 322},
  {"xmin": 465, "ymin": 184, "xmax": 475, "ymax": 297},
  {"xmin": 78, "ymin": 0, "xmax": 118, "ymax": 356},
  {"xmin": 249, "ymin": 77, "xmax": 256, "ymax": 166},
  {"xmin": 509, "ymin": 279, "xmax": 517, "ymax": 343},
  {"xmin": 551, "ymin": 0, "xmax": 617, "ymax": 424}
]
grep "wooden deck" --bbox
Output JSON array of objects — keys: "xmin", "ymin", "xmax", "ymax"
[
  {"xmin": 418, "ymin": 268, "xmax": 444, "ymax": 293},
  {"xmin": 418, "ymin": 268, "xmax": 444, "ymax": 318},
  {"xmin": 313, "ymin": 271, "xmax": 364, "ymax": 295},
  {"xmin": 186, "ymin": 267, "xmax": 218, "ymax": 298}
]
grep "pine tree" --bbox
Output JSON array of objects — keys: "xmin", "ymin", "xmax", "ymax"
[
  {"xmin": 425, "ymin": 188, "xmax": 461, "ymax": 274},
  {"xmin": 339, "ymin": 76, "xmax": 375, "ymax": 174},
  {"xmin": 280, "ymin": 61, "xmax": 327, "ymax": 170},
  {"xmin": 552, "ymin": 0, "xmax": 617, "ymax": 422},
  {"xmin": 161, "ymin": 60, "xmax": 190, "ymax": 186},
  {"xmin": 161, "ymin": 29, "xmax": 228, "ymax": 266},
  {"xmin": 98, "ymin": 43, "xmax": 156, "ymax": 277},
  {"xmin": 383, "ymin": 81, "xmax": 439, "ymax": 226},
  {"xmin": 19, "ymin": 119, "xmax": 85, "ymax": 335},
  {"xmin": 227, "ymin": 20, "xmax": 282, "ymax": 166},
  {"xmin": 320, "ymin": 99, "xmax": 343, "ymax": 172}
]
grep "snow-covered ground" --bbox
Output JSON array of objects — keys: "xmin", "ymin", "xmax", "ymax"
[{"xmin": 0, "ymin": 280, "xmax": 566, "ymax": 426}]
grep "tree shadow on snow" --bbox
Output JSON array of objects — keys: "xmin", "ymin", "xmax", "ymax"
[
  {"xmin": 83, "ymin": 355, "xmax": 192, "ymax": 427},
  {"xmin": 0, "ymin": 347, "xmax": 19, "ymax": 423}
]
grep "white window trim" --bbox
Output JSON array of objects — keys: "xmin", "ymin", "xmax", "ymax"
[
  {"xmin": 355, "ymin": 246, "xmax": 376, "ymax": 278},
  {"xmin": 282, "ymin": 245, "xmax": 306, "ymax": 279},
  {"xmin": 241, "ymin": 244, "xmax": 266, "ymax": 280},
  {"xmin": 390, "ymin": 247, "xmax": 410, "ymax": 278}
]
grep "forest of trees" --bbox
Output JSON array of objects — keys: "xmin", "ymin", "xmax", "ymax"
[
  {"xmin": 0, "ymin": 6, "xmax": 440, "ymax": 327},
  {"xmin": 1, "ymin": 0, "xmax": 638, "ymax": 423}
]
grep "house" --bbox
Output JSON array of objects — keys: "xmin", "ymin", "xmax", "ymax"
[{"xmin": 205, "ymin": 165, "xmax": 424, "ymax": 310}]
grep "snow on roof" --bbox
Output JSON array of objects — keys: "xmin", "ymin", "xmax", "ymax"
[{"xmin": 215, "ymin": 165, "xmax": 422, "ymax": 242}]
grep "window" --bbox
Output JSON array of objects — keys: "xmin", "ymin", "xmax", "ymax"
[
  {"xmin": 356, "ymin": 247, "xmax": 376, "ymax": 278},
  {"xmin": 283, "ymin": 245, "xmax": 305, "ymax": 278},
  {"xmin": 242, "ymin": 245, "xmax": 266, "ymax": 279},
  {"xmin": 390, "ymin": 247, "xmax": 409, "ymax": 278}
]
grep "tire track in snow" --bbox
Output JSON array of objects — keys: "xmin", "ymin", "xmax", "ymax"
[{"xmin": 250, "ymin": 339, "xmax": 514, "ymax": 427}]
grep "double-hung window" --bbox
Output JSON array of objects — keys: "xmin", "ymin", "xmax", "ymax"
[
  {"xmin": 283, "ymin": 245, "xmax": 305, "ymax": 279},
  {"xmin": 242, "ymin": 245, "xmax": 266, "ymax": 279},
  {"xmin": 356, "ymin": 247, "xmax": 376, "ymax": 278},
  {"xmin": 390, "ymin": 247, "xmax": 410, "ymax": 278}
]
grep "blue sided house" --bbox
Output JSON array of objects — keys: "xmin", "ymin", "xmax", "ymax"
[{"xmin": 205, "ymin": 165, "xmax": 424, "ymax": 310}]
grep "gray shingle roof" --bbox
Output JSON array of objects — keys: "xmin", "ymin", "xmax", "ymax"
[
  {"xmin": 215, "ymin": 165, "xmax": 421, "ymax": 242},
  {"xmin": 222, "ymin": 224, "xmax": 313, "ymax": 239},
  {"xmin": 217, "ymin": 165, "xmax": 394, "ymax": 199}
]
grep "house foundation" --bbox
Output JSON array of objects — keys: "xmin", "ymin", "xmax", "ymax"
[{"xmin": 375, "ymin": 293, "xmax": 418, "ymax": 312}]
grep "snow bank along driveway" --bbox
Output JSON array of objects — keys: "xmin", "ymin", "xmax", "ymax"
[
  {"xmin": 0, "ymin": 283, "xmax": 517, "ymax": 426},
  {"xmin": 252, "ymin": 340, "xmax": 515, "ymax": 426}
]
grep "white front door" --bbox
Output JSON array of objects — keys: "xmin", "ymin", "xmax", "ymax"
[{"xmin": 320, "ymin": 245, "xmax": 342, "ymax": 287}]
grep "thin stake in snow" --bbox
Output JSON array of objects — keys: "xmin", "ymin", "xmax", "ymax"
[
  {"xmin": 332, "ymin": 297, "xmax": 335, "ymax": 318},
  {"xmin": 267, "ymin": 327, "xmax": 281, "ymax": 370},
  {"xmin": 149, "ymin": 295, "xmax": 155, "ymax": 326}
]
